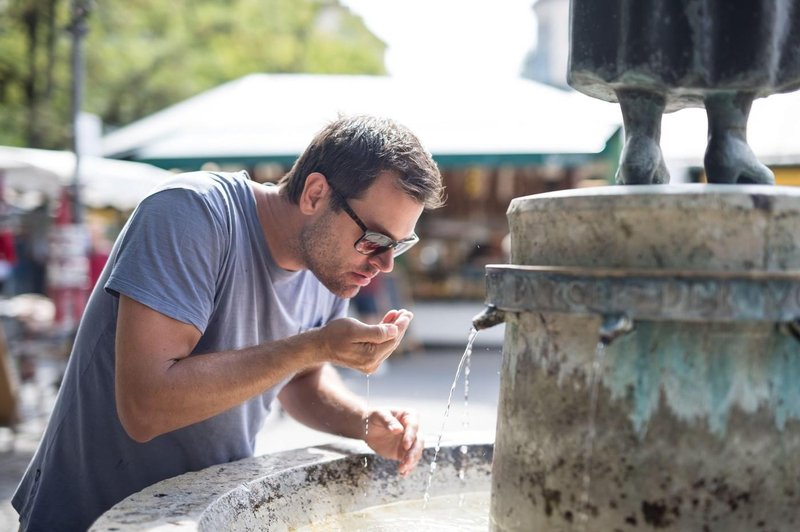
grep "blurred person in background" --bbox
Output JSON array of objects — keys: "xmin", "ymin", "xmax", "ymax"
[
  {"xmin": 0, "ymin": 226, "xmax": 16, "ymax": 296},
  {"xmin": 88, "ymin": 220, "xmax": 113, "ymax": 290}
]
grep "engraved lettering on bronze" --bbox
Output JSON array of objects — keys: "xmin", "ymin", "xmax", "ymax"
[
  {"xmin": 736, "ymin": 283, "xmax": 766, "ymax": 319},
  {"xmin": 661, "ymin": 281, "xmax": 687, "ymax": 316},
  {"xmin": 766, "ymin": 282, "xmax": 792, "ymax": 309},
  {"xmin": 688, "ymin": 281, "xmax": 722, "ymax": 317},
  {"xmin": 562, "ymin": 280, "xmax": 590, "ymax": 309},
  {"xmin": 613, "ymin": 281, "xmax": 662, "ymax": 316},
  {"xmin": 535, "ymin": 277, "xmax": 556, "ymax": 310},
  {"xmin": 486, "ymin": 269, "xmax": 800, "ymax": 323}
]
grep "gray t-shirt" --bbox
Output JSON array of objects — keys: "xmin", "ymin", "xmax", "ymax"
[{"xmin": 13, "ymin": 171, "xmax": 347, "ymax": 531}]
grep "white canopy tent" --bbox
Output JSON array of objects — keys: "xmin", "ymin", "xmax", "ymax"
[
  {"xmin": 0, "ymin": 146, "xmax": 173, "ymax": 211},
  {"xmin": 0, "ymin": 158, "xmax": 60, "ymax": 198},
  {"xmin": 101, "ymin": 74, "xmax": 623, "ymax": 168},
  {"xmin": 660, "ymin": 91, "xmax": 800, "ymax": 167},
  {"xmin": 101, "ymin": 73, "xmax": 800, "ymax": 181}
]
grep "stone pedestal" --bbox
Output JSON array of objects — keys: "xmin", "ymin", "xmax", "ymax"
[{"xmin": 488, "ymin": 185, "xmax": 800, "ymax": 531}]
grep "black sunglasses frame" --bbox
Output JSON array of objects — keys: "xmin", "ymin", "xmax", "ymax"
[{"xmin": 328, "ymin": 186, "xmax": 419, "ymax": 257}]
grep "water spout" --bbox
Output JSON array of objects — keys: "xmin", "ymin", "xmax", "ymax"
[
  {"xmin": 599, "ymin": 313, "xmax": 634, "ymax": 346},
  {"xmin": 778, "ymin": 318, "xmax": 800, "ymax": 343},
  {"xmin": 472, "ymin": 305, "xmax": 506, "ymax": 331}
]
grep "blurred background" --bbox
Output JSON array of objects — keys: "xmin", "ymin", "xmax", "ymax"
[
  {"xmin": 0, "ymin": 0, "xmax": 799, "ymax": 527},
  {"xmin": 2, "ymin": 0, "xmax": 799, "ymax": 319}
]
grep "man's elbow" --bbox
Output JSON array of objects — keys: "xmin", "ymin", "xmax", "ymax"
[{"xmin": 116, "ymin": 394, "xmax": 160, "ymax": 443}]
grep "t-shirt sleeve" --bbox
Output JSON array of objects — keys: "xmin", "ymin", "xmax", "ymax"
[{"xmin": 105, "ymin": 187, "xmax": 227, "ymax": 333}]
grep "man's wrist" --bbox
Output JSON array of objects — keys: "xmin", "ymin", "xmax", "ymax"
[{"xmin": 292, "ymin": 327, "xmax": 326, "ymax": 369}]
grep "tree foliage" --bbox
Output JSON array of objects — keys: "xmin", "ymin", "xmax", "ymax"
[{"xmin": 0, "ymin": 0, "xmax": 386, "ymax": 149}]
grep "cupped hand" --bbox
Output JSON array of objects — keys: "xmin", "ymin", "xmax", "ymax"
[
  {"xmin": 379, "ymin": 308, "xmax": 413, "ymax": 352},
  {"xmin": 364, "ymin": 408, "xmax": 424, "ymax": 477},
  {"xmin": 316, "ymin": 309, "xmax": 413, "ymax": 374}
]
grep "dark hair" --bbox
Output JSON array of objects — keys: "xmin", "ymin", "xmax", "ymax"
[{"xmin": 278, "ymin": 115, "xmax": 445, "ymax": 210}]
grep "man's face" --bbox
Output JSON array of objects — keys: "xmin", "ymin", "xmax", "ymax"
[{"xmin": 299, "ymin": 172, "xmax": 424, "ymax": 299}]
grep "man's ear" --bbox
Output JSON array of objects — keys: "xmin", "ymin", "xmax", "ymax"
[{"xmin": 299, "ymin": 172, "xmax": 329, "ymax": 215}]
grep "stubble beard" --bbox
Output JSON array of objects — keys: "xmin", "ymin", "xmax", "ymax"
[{"xmin": 298, "ymin": 211, "xmax": 362, "ymax": 299}]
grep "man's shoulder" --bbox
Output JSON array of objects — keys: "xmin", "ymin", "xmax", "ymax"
[
  {"xmin": 143, "ymin": 171, "xmax": 254, "ymax": 212},
  {"xmin": 158, "ymin": 170, "xmax": 251, "ymax": 193}
]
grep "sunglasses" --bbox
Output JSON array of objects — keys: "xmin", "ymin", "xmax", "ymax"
[{"xmin": 329, "ymin": 186, "xmax": 419, "ymax": 257}]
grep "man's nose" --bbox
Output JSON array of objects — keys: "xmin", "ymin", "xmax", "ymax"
[{"xmin": 369, "ymin": 250, "xmax": 394, "ymax": 273}]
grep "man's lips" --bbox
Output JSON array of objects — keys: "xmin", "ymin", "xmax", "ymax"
[{"xmin": 351, "ymin": 271, "xmax": 376, "ymax": 287}]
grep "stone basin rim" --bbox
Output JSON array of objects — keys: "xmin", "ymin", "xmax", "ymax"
[{"xmin": 91, "ymin": 437, "xmax": 495, "ymax": 532}]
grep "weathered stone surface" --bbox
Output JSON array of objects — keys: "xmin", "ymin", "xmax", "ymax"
[
  {"xmin": 489, "ymin": 186, "xmax": 800, "ymax": 531},
  {"xmin": 91, "ymin": 439, "xmax": 493, "ymax": 531},
  {"xmin": 507, "ymin": 184, "xmax": 800, "ymax": 271}
]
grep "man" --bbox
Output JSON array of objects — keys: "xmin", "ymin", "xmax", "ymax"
[{"xmin": 13, "ymin": 115, "xmax": 445, "ymax": 531}]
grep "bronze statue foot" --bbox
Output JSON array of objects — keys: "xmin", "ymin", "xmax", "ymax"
[
  {"xmin": 615, "ymin": 89, "xmax": 670, "ymax": 185},
  {"xmin": 616, "ymin": 133, "xmax": 670, "ymax": 185},
  {"xmin": 704, "ymin": 92, "xmax": 775, "ymax": 185},
  {"xmin": 704, "ymin": 133, "xmax": 775, "ymax": 184}
]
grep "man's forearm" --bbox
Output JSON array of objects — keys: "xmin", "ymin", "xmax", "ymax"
[
  {"xmin": 116, "ymin": 295, "xmax": 402, "ymax": 443},
  {"xmin": 117, "ymin": 331, "xmax": 320, "ymax": 442},
  {"xmin": 277, "ymin": 364, "xmax": 368, "ymax": 440}
]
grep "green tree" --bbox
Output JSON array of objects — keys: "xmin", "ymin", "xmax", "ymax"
[
  {"xmin": 0, "ymin": 0, "xmax": 70, "ymax": 148},
  {"xmin": 0, "ymin": 0, "xmax": 386, "ymax": 149}
]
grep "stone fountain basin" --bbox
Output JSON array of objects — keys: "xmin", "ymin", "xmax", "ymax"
[{"xmin": 90, "ymin": 437, "xmax": 493, "ymax": 531}]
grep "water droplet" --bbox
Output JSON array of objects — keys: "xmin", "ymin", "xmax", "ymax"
[{"xmin": 364, "ymin": 374, "xmax": 371, "ymax": 442}]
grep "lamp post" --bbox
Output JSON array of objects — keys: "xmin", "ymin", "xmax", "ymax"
[
  {"xmin": 67, "ymin": 0, "xmax": 90, "ymax": 224},
  {"xmin": 49, "ymin": 0, "xmax": 92, "ymax": 333}
]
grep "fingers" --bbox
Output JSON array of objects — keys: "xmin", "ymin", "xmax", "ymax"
[
  {"xmin": 321, "ymin": 312, "xmax": 413, "ymax": 373},
  {"xmin": 398, "ymin": 433, "xmax": 424, "ymax": 477},
  {"xmin": 381, "ymin": 309, "xmax": 401, "ymax": 324},
  {"xmin": 358, "ymin": 321, "xmax": 399, "ymax": 344},
  {"xmin": 382, "ymin": 309, "xmax": 413, "ymax": 328},
  {"xmin": 364, "ymin": 409, "xmax": 424, "ymax": 477},
  {"xmin": 349, "ymin": 310, "xmax": 413, "ymax": 351},
  {"xmin": 393, "ymin": 410, "xmax": 419, "ymax": 451},
  {"xmin": 373, "ymin": 409, "xmax": 404, "ymax": 434},
  {"xmin": 392, "ymin": 410, "xmax": 423, "ymax": 477},
  {"xmin": 356, "ymin": 313, "xmax": 412, "ymax": 372}
]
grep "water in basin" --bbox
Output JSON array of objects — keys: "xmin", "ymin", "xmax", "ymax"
[{"xmin": 295, "ymin": 491, "xmax": 490, "ymax": 531}]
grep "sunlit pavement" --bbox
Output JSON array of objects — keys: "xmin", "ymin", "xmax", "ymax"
[
  {"xmin": 0, "ymin": 369, "xmax": 61, "ymax": 532},
  {"xmin": 0, "ymin": 334, "xmax": 504, "ymax": 531}
]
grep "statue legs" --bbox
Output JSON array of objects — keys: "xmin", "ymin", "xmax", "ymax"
[
  {"xmin": 615, "ymin": 89, "xmax": 670, "ymax": 185},
  {"xmin": 703, "ymin": 92, "xmax": 774, "ymax": 184}
]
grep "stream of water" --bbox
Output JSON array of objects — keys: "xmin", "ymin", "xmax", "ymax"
[
  {"xmin": 422, "ymin": 327, "xmax": 479, "ymax": 506},
  {"xmin": 463, "ymin": 347, "xmax": 471, "ymax": 430},
  {"xmin": 458, "ymin": 347, "xmax": 472, "ymax": 506},
  {"xmin": 364, "ymin": 374, "xmax": 370, "ymax": 471}
]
